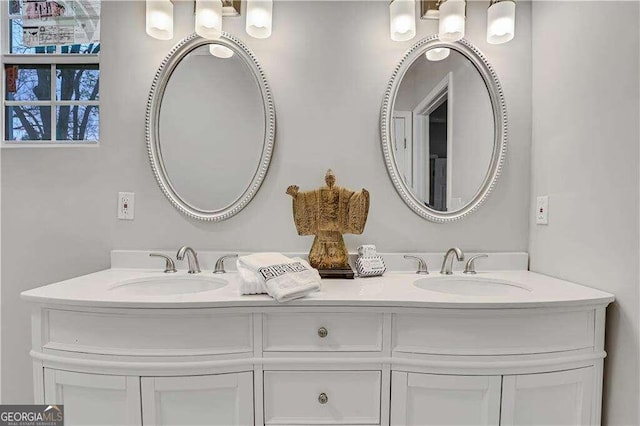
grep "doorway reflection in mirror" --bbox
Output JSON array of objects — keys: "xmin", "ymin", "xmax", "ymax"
[{"xmin": 392, "ymin": 47, "xmax": 493, "ymax": 213}]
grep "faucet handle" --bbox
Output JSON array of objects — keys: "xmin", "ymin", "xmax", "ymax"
[
  {"xmin": 463, "ymin": 254, "xmax": 488, "ymax": 274},
  {"xmin": 214, "ymin": 254, "xmax": 239, "ymax": 274},
  {"xmin": 404, "ymin": 255, "xmax": 429, "ymax": 274},
  {"xmin": 149, "ymin": 253, "xmax": 177, "ymax": 273}
]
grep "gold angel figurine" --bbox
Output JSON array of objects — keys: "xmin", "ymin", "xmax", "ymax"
[{"xmin": 287, "ymin": 170, "xmax": 370, "ymax": 277}]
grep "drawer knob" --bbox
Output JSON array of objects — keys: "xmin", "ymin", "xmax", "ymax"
[
  {"xmin": 317, "ymin": 327, "xmax": 328, "ymax": 338},
  {"xmin": 318, "ymin": 393, "xmax": 328, "ymax": 404}
]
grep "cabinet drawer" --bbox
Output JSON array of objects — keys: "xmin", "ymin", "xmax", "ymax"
[
  {"xmin": 45, "ymin": 309, "xmax": 253, "ymax": 356},
  {"xmin": 263, "ymin": 313, "xmax": 383, "ymax": 352},
  {"xmin": 264, "ymin": 371, "xmax": 381, "ymax": 425},
  {"xmin": 393, "ymin": 309, "xmax": 595, "ymax": 355}
]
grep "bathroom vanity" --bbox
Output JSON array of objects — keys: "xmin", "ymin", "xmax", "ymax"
[{"xmin": 22, "ymin": 252, "xmax": 613, "ymax": 426}]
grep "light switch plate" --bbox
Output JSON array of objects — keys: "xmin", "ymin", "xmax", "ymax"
[
  {"xmin": 118, "ymin": 192, "xmax": 135, "ymax": 220},
  {"xmin": 536, "ymin": 195, "xmax": 549, "ymax": 225}
]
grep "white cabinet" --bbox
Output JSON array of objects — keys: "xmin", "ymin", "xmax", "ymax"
[
  {"xmin": 44, "ymin": 369, "xmax": 141, "ymax": 426},
  {"xmin": 264, "ymin": 371, "xmax": 381, "ymax": 425},
  {"xmin": 263, "ymin": 313, "xmax": 383, "ymax": 352},
  {"xmin": 141, "ymin": 372, "xmax": 254, "ymax": 426},
  {"xmin": 31, "ymin": 307, "xmax": 608, "ymax": 426},
  {"xmin": 390, "ymin": 369, "xmax": 594, "ymax": 426},
  {"xmin": 501, "ymin": 368, "xmax": 594, "ymax": 426},
  {"xmin": 390, "ymin": 372, "xmax": 501, "ymax": 426},
  {"xmin": 44, "ymin": 369, "xmax": 253, "ymax": 426},
  {"xmin": 392, "ymin": 310, "xmax": 595, "ymax": 356}
]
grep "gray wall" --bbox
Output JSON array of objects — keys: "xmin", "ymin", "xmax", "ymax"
[
  {"xmin": 529, "ymin": 2, "xmax": 639, "ymax": 425},
  {"xmin": 1, "ymin": 1, "xmax": 532, "ymax": 401}
]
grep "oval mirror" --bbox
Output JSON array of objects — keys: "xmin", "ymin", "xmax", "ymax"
[
  {"xmin": 146, "ymin": 33, "xmax": 275, "ymax": 221},
  {"xmin": 381, "ymin": 37, "xmax": 506, "ymax": 222}
]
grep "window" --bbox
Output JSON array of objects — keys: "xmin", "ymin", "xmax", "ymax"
[{"xmin": 2, "ymin": 0, "xmax": 100, "ymax": 146}]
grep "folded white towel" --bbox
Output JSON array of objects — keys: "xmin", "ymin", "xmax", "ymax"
[
  {"xmin": 237, "ymin": 253, "xmax": 321, "ymax": 302},
  {"xmin": 237, "ymin": 265, "xmax": 266, "ymax": 295}
]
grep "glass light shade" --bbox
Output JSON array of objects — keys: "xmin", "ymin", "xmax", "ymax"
[
  {"xmin": 487, "ymin": 0, "xmax": 515, "ymax": 44},
  {"xmin": 439, "ymin": 0, "xmax": 465, "ymax": 42},
  {"xmin": 196, "ymin": 0, "xmax": 223, "ymax": 40},
  {"xmin": 209, "ymin": 44, "xmax": 234, "ymax": 58},
  {"xmin": 389, "ymin": 0, "xmax": 416, "ymax": 42},
  {"xmin": 146, "ymin": 0, "xmax": 174, "ymax": 40},
  {"xmin": 246, "ymin": 0, "xmax": 273, "ymax": 39},
  {"xmin": 426, "ymin": 47, "xmax": 450, "ymax": 61}
]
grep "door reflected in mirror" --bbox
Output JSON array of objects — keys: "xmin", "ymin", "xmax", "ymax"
[{"xmin": 392, "ymin": 48, "xmax": 494, "ymax": 213}]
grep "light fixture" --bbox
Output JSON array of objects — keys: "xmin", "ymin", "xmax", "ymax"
[
  {"xmin": 426, "ymin": 47, "xmax": 450, "ymax": 61},
  {"xmin": 487, "ymin": 0, "xmax": 515, "ymax": 44},
  {"xmin": 222, "ymin": 0, "xmax": 241, "ymax": 17},
  {"xmin": 246, "ymin": 0, "xmax": 273, "ymax": 39},
  {"xmin": 146, "ymin": 0, "xmax": 174, "ymax": 40},
  {"xmin": 438, "ymin": 0, "xmax": 465, "ymax": 42},
  {"xmin": 389, "ymin": 0, "xmax": 416, "ymax": 42},
  {"xmin": 196, "ymin": 0, "xmax": 223, "ymax": 40},
  {"xmin": 420, "ymin": 0, "xmax": 441, "ymax": 19},
  {"xmin": 209, "ymin": 44, "xmax": 234, "ymax": 58}
]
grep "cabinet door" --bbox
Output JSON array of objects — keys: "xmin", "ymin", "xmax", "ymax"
[
  {"xmin": 391, "ymin": 372, "xmax": 501, "ymax": 425},
  {"xmin": 500, "ymin": 367, "xmax": 594, "ymax": 426},
  {"xmin": 44, "ymin": 369, "xmax": 141, "ymax": 426},
  {"xmin": 141, "ymin": 372, "xmax": 253, "ymax": 426}
]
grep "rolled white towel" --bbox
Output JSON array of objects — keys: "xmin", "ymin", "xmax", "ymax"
[{"xmin": 237, "ymin": 253, "xmax": 321, "ymax": 302}]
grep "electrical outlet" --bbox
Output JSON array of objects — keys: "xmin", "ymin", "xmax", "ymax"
[
  {"xmin": 536, "ymin": 195, "xmax": 549, "ymax": 225},
  {"xmin": 118, "ymin": 192, "xmax": 135, "ymax": 220}
]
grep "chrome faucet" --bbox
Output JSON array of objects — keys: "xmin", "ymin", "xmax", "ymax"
[
  {"xmin": 440, "ymin": 247, "xmax": 464, "ymax": 275},
  {"xmin": 176, "ymin": 246, "xmax": 201, "ymax": 274},
  {"xmin": 214, "ymin": 254, "xmax": 238, "ymax": 274},
  {"xmin": 404, "ymin": 255, "xmax": 429, "ymax": 274}
]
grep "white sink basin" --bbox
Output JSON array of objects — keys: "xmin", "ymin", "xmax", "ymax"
[
  {"xmin": 414, "ymin": 276, "xmax": 532, "ymax": 296},
  {"xmin": 109, "ymin": 275, "xmax": 227, "ymax": 296}
]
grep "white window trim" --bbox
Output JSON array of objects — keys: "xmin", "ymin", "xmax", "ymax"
[{"xmin": 1, "ymin": 3, "xmax": 100, "ymax": 148}]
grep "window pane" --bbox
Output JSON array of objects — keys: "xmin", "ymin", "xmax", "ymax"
[
  {"xmin": 8, "ymin": 0, "xmax": 101, "ymax": 54},
  {"xmin": 60, "ymin": 43, "xmax": 100, "ymax": 54},
  {"xmin": 5, "ymin": 106, "xmax": 52, "ymax": 141},
  {"xmin": 10, "ymin": 19, "xmax": 56, "ymax": 54},
  {"xmin": 9, "ymin": 0, "xmax": 20, "ymax": 15},
  {"xmin": 11, "ymin": 18, "xmax": 101, "ymax": 54},
  {"xmin": 56, "ymin": 105, "xmax": 99, "ymax": 141},
  {"xmin": 56, "ymin": 65, "xmax": 99, "ymax": 101},
  {"xmin": 5, "ymin": 65, "xmax": 52, "ymax": 101}
]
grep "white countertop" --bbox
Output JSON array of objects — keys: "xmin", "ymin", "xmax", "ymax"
[{"xmin": 21, "ymin": 269, "xmax": 614, "ymax": 309}]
